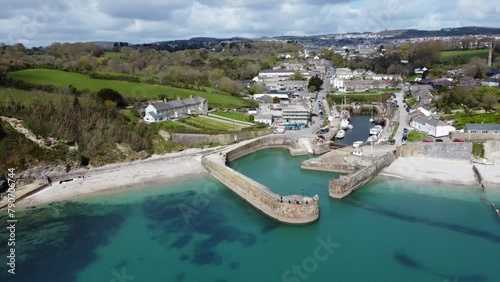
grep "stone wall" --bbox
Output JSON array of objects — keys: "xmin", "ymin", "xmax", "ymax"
[
  {"xmin": 399, "ymin": 142, "xmax": 472, "ymax": 160},
  {"xmin": 202, "ymin": 142, "xmax": 319, "ymax": 224},
  {"xmin": 225, "ymin": 135, "xmax": 306, "ymax": 162},
  {"xmin": 484, "ymin": 140, "xmax": 500, "ymax": 162},
  {"xmin": 173, "ymin": 130, "xmax": 272, "ymax": 147},
  {"xmin": 329, "ymin": 152, "xmax": 396, "ymax": 198},
  {"xmin": 451, "ymin": 131, "xmax": 500, "ymax": 141}
]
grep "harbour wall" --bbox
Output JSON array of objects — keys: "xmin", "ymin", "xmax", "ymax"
[
  {"xmin": 225, "ymin": 135, "xmax": 310, "ymax": 162},
  {"xmin": 172, "ymin": 130, "xmax": 272, "ymax": 147},
  {"xmin": 399, "ymin": 143, "xmax": 472, "ymax": 160},
  {"xmin": 329, "ymin": 152, "xmax": 397, "ymax": 198},
  {"xmin": 202, "ymin": 135, "xmax": 320, "ymax": 224}
]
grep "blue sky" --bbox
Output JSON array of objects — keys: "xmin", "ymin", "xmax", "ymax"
[{"xmin": 0, "ymin": 0, "xmax": 499, "ymax": 47}]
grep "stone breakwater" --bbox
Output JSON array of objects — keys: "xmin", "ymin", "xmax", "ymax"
[
  {"xmin": 202, "ymin": 136, "xmax": 320, "ymax": 224},
  {"xmin": 329, "ymin": 152, "xmax": 397, "ymax": 198}
]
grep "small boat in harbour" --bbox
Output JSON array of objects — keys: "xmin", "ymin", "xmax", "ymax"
[
  {"xmin": 340, "ymin": 119, "xmax": 349, "ymax": 130},
  {"xmin": 353, "ymin": 141, "xmax": 363, "ymax": 148},
  {"xmin": 336, "ymin": 129, "xmax": 345, "ymax": 139},
  {"xmin": 348, "ymin": 124, "xmax": 353, "ymax": 130},
  {"xmin": 369, "ymin": 125, "xmax": 383, "ymax": 136}
]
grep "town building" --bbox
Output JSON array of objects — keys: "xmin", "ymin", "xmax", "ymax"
[
  {"xmin": 142, "ymin": 96, "xmax": 208, "ymax": 123},
  {"xmin": 463, "ymin": 123, "xmax": 500, "ymax": 140},
  {"xmin": 282, "ymin": 105, "xmax": 310, "ymax": 126},
  {"xmin": 409, "ymin": 116, "xmax": 456, "ymax": 137}
]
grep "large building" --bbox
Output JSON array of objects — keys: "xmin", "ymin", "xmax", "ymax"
[
  {"xmin": 142, "ymin": 96, "xmax": 208, "ymax": 123},
  {"xmin": 282, "ymin": 105, "xmax": 310, "ymax": 125}
]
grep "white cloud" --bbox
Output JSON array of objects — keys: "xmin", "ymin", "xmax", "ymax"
[{"xmin": 0, "ymin": 0, "xmax": 498, "ymax": 47}]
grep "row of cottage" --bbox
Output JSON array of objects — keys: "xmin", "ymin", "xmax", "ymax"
[
  {"xmin": 140, "ymin": 96, "xmax": 208, "ymax": 122},
  {"xmin": 331, "ymin": 68, "xmax": 403, "ymax": 92}
]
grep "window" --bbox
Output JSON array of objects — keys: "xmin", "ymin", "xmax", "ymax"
[
  {"xmin": 494, "ymin": 131, "xmax": 500, "ymax": 135},
  {"xmin": 482, "ymin": 131, "xmax": 488, "ymax": 134},
  {"xmin": 470, "ymin": 130, "xmax": 477, "ymax": 134}
]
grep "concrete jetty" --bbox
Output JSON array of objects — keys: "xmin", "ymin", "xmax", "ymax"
[{"xmin": 202, "ymin": 135, "xmax": 322, "ymax": 224}]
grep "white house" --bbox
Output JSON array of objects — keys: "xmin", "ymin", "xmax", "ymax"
[
  {"xmin": 414, "ymin": 67, "xmax": 428, "ymax": 74},
  {"xmin": 142, "ymin": 96, "xmax": 208, "ymax": 123},
  {"xmin": 410, "ymin": 106, "xmax": 434, "ymax": 117},
  {"xmin": 254, "ymin": 114, "xmax": 273, "ymax": 125},
  {"xmin": 258, "ymin": 69, "xmax": 295, "ymax": 78},
  {"xmin": 334, "ymin": 68, "xmax": 353, "ymax": 79},
  {"xmin": 410, "ymin": 116, "xmax": 455, "ymax": 137},
  {"xmin": 331, "ymin": 78, "xmax": 344, "ymax": 89}
]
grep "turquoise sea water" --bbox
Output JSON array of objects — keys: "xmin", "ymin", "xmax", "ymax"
[{"xmin": 2, "ymin": 149, "xmax": 500, "ymax": 282}]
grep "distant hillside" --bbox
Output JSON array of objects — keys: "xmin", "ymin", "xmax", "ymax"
[
  {"xmin": 134, "ymin": 37, "xmax": 254, "ymax": 51},
  {"xmin": 378, "ymin": 26, "xmax": 500, "ymax": 39}
]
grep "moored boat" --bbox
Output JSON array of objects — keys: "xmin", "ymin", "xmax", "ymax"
[
  {"xmin": 369, "ymin": 125, "xmax": 383, "ymax": 135},
  {"xmin": 353, "ymin": 141, "xmax": 363, "ymax": 148},
  {"xmin": 336, "ymin": 129, "xmax": 345, "ymax": 139},
  {"xmin": 340, "ymin": 119, "xmax": 349, "ymax": 130}
]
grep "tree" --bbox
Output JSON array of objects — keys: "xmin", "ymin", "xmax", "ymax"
[
  {"xmin": 292, "ymin": 71, "xmax": 304, "ymax": 80},
  {"xmin": 464, "ymin": 57, "xmax": 488, "ymax": 79},
  {"xmin": 482, "ymin": 93, "xmax": 499, "ymax": 112},
  {"xmin": 96, "ymin": 88, "xmax": 125, "ymax": 107},
  {"xmin": 272, "ymin": 96, "xmax": 280, "ymax": 103},
  {"xmin": 308, "ymin": 75, "xmax": 323, "ymax": 92}
]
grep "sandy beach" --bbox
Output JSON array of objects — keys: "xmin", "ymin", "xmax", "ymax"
[
  {"xmin": 381, "ymin": 157, "xmax": 500, "ymax": 187},
  {"xmin": 16, "ymin": 147, "xmax": 220, "ymax": 208}
]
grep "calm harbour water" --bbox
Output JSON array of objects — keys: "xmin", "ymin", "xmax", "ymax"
[{"xmin": 1, "ymin": 149, "xmax": 500, "ymax": 282}]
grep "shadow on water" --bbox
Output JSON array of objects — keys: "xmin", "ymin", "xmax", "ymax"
[
  {"xmin": 0, "ymin": 202, "xmax": 129, "ymax": 282},
  {"xmin": 344, "ymin": 198, "xmax": 500, "ymax": 244},
  {"xmin": 142, "ymin": 189, "xmax": 258, "ymax": 268},
  {"xmin": 394, "ymin": 251, "xmax": 488, "ymax": 282}
]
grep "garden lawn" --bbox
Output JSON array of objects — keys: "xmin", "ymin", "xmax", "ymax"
[
  {"xmin": 9, "ymin": 69, "xmax": 249, "ymax": 108},
  {"xmin": 407, "ymin": 130, "xmax": 429, "ymax": 142},
  {"xmin": 213, "ymin": 111, "xmax": 252, "ymax": 122}
]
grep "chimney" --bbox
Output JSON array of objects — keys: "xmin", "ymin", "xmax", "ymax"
[
  {"xmin": 488, "ymin": 41, "xmax": 493, "ymax": 67},
  {"xmin": 189, "ymin": 94, "xmax": 193, "ymax": 99},
  {"xmin": 163, "ymin": 97, "xmax": 167, "ymax": 103},
  {"xmin": 177, "ymin": 96, "xmax": 181, "ymax": 101}
]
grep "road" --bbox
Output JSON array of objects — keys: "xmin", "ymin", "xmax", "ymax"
[{"xmin": 392, "ymin": 90, "xmax": 410, "ymax": 146}]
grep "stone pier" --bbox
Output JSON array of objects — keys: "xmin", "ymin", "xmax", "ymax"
[
  {"xmin": 202, "ymin": 135, "xmax": 321, "ymax": 224},
  {"xmin": 302, "ymin": 144, "xmax": 399, "ymax": 199}
]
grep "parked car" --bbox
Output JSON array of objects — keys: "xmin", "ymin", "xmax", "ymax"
[
  {"xmin": 389, "ymin": 139, "xmax": 396, "ymax": 145},
  {"xmin": 403, "ymin": 128, "xmax": 408, "ymax": 134},
  {"xmin": 422, "ymin": 139, "xmax": 433, "ymax": 143},
  {"xmin": 435, "ymin": 139, "xmax": 443, "ymax": 142},
  {"xmin": 453, "ymin": 139, "xmax": 465, "ymax": 142}
]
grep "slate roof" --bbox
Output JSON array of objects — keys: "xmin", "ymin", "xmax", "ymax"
[{"xmin": 465, "ymin": 123, "xmax": 500, "ymax": 131}]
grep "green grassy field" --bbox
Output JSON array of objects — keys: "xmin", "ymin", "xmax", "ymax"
[
  {"xmin": 440, "ymin": 49, "xmax": 489, "ymax": 60},
  {"xmin": 8, "ymin": 69, "xmax": 249, "ymax": 108},
  {"xmin": 213, "ymin": 111, "xmax": 252, "ymax": 122}
]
